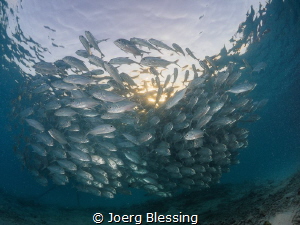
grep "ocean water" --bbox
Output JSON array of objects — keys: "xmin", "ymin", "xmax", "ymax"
[{"xmin": 0, "ymin": 0, "xmax": 300, "ymax": 224}]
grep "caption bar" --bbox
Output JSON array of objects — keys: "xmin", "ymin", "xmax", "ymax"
[{"xmin": 93, "ymin": 212, "xmax": 198, "ymax": 224}]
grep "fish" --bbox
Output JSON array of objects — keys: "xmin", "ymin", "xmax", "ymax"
[
  {"xmin": 68, "ymin": 149, "xmax": 91, "ymax": 162},
  {"xmin": 183, "ymin": 70, "xmax": 189, "ymax": 83},
  {"xmin": 48, "ymin": 129, "xmax": 68, "ymax": 145},
  {"xmin": 109, "ymin": 57, "xmax": 140, "ymax": 65},
  {"xmin": 172, "ymin": 68, "xmax": 178, "ymax": 85},
  {"xmin": 79, "ymin": 35, "xmax": 91, "ymax": 55},
  {"xmin": 205, "ymin": 56, "xmax": 217, "ymax": 70},
  {"xmin": 87, "ymin": 124, "xmax": 116, "ymax": 136},
  {"xmin": 106, "ymin": 100, "xmax": 137, "ymax": 113},
  {"xmin": 184, "ymin": 129, "xmax": 204, "ymax": 140},
  {"xmin": 33, "ymin": 84, "xmax": 50, "ymax": 94},
  {"xmin": 62, "ymin": 56, "xmax": 89, "ymax": 71},
  {"xmin": 45, "ymin": 101, "xmax": 61, "ymax": 111},
  {"xmin": 57, "ymin": 159, "xmax": 77, "ymax": 171},
  {"xmin": 25, "ymin": 119, "xmax": 45, "ymax": 132},
  {"xmin": 20, "ymin": 107, "xmax": 34, "ymax": 118},
  {"xmin": 34, "ymin": 134, "xmax": 53, "ymax": 148},
  {"xmin": 54, "ymin": 108, "xmax": 77, "ymax": 117},
  {"xmin": 63, "ymin": 75, "xmax": 96, "ymax": 85},
  {"xmin": 199, "ymin": 60, "xmax": 210, "ymax": 71},
  {"xmin": 114, "ymin": 39, "xmax": 149, "ymax": 57},
  {"xmin": 148, "ymin": 38, "xmax": 176, "ymax": 52},
  {"xmin": 51, "ymin": 81, "xmax": 77, "ymax": 90},
  {"xmin": 103, "ymin": 62, "xmax": 125, "ymax": 88},
  {"xmin": 76, "ymin": 50, "xmax": 89, "ymax": 58},
  {"xmin": 69, "ymin": 98, "xmax": 100, "ymax": 109},
  {"xmin": 164, "ymin": 88, "xmax": 187, "ymax": 109},
  {"xmin": 88, "ymin": 55, "xmax": 105, "ymax": 68},
  {"xmin": 120, "ymin": 73, "xmax": 137, "ymax": 86},
  {"xmin": 31, "ymin": 144, "xmax": 47, "ymax": 156},
  {"xmin": 140, "ymin": 57, "xmax": 179, "ymax": 68},
  {"xmin": 172, "ymin": 43, "xmax": 185, "ymax": 56},
  {"xmin": 227, "ymin": 83, "xmax": 257, "ymax": 94},
  {"xmin": 130, "ymin": 37, "xmax": 162, "ymax": 54},
  {"xmin": 163, "ymin": 75, "xmax": 171, "ymax": 88},
  {"xmin": 252, "ymin": 62, "xmax": 267, "ymax": 73},
  {"xmin": 186, "ymin": 48, "xmax": 199, "ymax": 60},
  {"xmin": 85, "ymin": 31, "xmax": 105, "ymax": 57},
  {"xmin": 91, "ymin": 90, "xmax": 125, "ymax": 103},
  {"xmin": 19, "ymin": 31, "xmax": 265, "ymax": 199}
]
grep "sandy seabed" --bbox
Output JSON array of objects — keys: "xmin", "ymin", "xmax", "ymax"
[{"xmin": 1, "ymin": 171, "xmax": 300, "ymax": 225}]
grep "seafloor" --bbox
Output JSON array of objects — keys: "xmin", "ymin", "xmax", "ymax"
[{"xmin": 1, "ymin": 170, "xmax": 300, "ymax": 225}]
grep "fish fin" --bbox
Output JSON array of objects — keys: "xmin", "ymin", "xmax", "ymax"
[
  {"xmin": 156, "ymin": 48, "xmax": 163, "ymax": 54},
  {"xmin": 173, "ymin": 59, "xmax": 181, "ymax": 68},
  {"xmin": 141, "ymin": 50, "xmax": 151, "ymax": 55},
  {"xmin": 96, "ymin": 38, "xmax": 109, "ymax": 43}
]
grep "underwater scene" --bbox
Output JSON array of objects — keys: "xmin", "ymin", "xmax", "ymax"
[{"xmin": 0, "ymin": 0, "xmax": 300, "ymax": 224}]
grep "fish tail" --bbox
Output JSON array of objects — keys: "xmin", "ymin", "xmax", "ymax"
[
  {"xmin": 157, "ymin": 48, "xmax": 163, "ymax": 54},
  {"xmin": 142, "ymin": 50, "xmax": 151, "ymax": 55},
  {"xmin": 174, "ymin": 59, "xmax": 181, "ymax": 68}
]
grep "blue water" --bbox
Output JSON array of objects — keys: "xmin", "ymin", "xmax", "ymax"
[{"xmin": 0, "ymin": 0, "xmax": 299, "ymax": 216}]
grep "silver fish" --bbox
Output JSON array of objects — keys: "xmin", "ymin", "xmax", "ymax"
[
  {"xmin": 227, "ymin": 83, "xmax": 257, "ymax": 94},
  {"xmin": 69, "ymin": 98, "xmax": 100, "ymax": 109},
  {"xmin": 130, "ymin": 37, "xmax": 162, "ymax": 54},
  {"xmin": 91, "ymin": 90, "xmax": 125, "ymax": 103},
  {"xmin": 35, "ymin": 133, "xmax": 54, "ymax": 146},
  {"xmin": 79, "ymin": 35, "xmax": 91, "ymax": 55},
  {"xmin": 164, "ymin": 88, "xmax": 187, "ymax": 109},
  {"xmin": 68, "ymin": 149, "xmax": 91, "ymax": 162},
  {"xmin": 109, "ymin": 57, "xmax": 140, "ymax": 65},
  {"xmin": 25, "ymin": 119, "xmax": 45, "ymax": 132},
  {"xmin": 54, "ymin": 108, "xmax": 77, "ymax": 117},
  {"xmin": 186, "ymin": 48, "xmax": 199, "ymax": 60},
  {"xmin": 63, "ymin": 75, "xmax": 96, "ymax": 86},
  {"xmin": 48, "ymin": 128, "xmax": 68, "ymax": 145},
  {"xmin": 252, "ymin": 62, "xmax": 267, "ymax": 73},
  {"xmin": 33, "ymin": 83, "xmax": 50, "ymax": 94},
  {"xmin": 114, "ymin": 38, "xmax": 149, "ymax": 57},
  {"xmin": 141, "ymin": 57, "xmax": 179, "ymax": 68},
  {"xmin": 183, "ymin": 70, "xmax": 189, "ymax": 83},
  {"xmin": 45, "ymin": 101, "xmax": 61, "ymax": 111},
  {"xmin": 57, "ymin": 159, "xmax": 77, "ymax": 171},
  {"xmin": 106, "ymin": 100, "xmax": 137, "ymax": 113},
  {"xmin": 148, "ymin": 38, "xmax": 175, "ymax": 52},
  {"xmin": 103, "ymin": 62, "xmax": 125, "ymax": 88},
  {"xmin": 76, "ymin": 50, "xmax": 89, "ymax": 58},
  {"xmin": 88, "ymin": 55, "xmax": 105, "ymax": 69},
  {"xmin": 172, "ymin": 43, "xmax": 185, "ymax": 56},
  {"xmin": 172, "ymin": 68, "xmax": 178, "ymax": 84},
  {"xmin": 87, "ymin": 124, "xmax": 116, "ymax": 136},
  {"xmin": 163, "ymin": 74, "xmax": 171, "ymax": 88},
  {"xmin": 85, "ymin": 31, "xmax": 105, "ymax": 57},
  {"xmin": 184, "ymin": 129, "xmax": 204, "ymax": 140},
  {"xmin": 62, "ymin": 56, "xmax": 89, "ymax": 71},
  {"xmin": 31, "ymin": 144, "xmax": 47, "ymax": 156},
  {"xmin": 51, "ymin": 81, "xmax": 77, "ymax": 90}
]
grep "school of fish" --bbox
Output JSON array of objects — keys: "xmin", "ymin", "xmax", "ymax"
[{"xmin": 16, "ymin": 31, "xmax": 267, "ymax": 198}]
